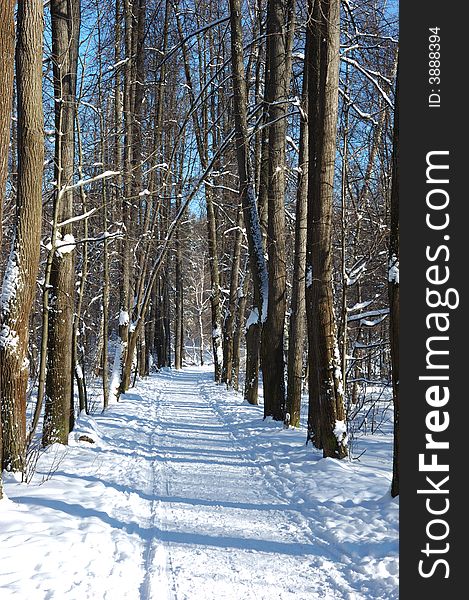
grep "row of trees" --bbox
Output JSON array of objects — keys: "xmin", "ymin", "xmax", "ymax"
[{"xmin": 0, "ymin": 0, "xmax": 399, "ymax": 498}]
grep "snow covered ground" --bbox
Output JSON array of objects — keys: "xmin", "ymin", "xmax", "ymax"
[{"xmin": 0, "ymin": 366, "xmax": 398, "ymax": 599}]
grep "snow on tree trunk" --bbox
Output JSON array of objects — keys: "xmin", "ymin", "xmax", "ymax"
[
  {"xmin": 306, "ymin": 0, "xmax": 347, "ymax": 459},
  {"xmin": 43, "ymin": 0, "xmax": 81, "ymax": 447}
]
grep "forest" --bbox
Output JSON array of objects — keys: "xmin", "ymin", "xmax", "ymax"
[{"xmin": 0, "ymin": 1, "xmax": 398, "ymax": 595}]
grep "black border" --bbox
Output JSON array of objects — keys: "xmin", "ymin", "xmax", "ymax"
[{"xmin": 400, "ymin": 3, "xmax": 465, "ymax": 595}]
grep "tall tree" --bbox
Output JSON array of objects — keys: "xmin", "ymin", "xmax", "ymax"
[
  {"xmin": 222, "ymin": 206, "xmax": 243, "ymax": 386},
  {"xmin": 174, "ymin": 181, "xmax": 184, "ymax": 370},
  {"xmin": 43, "ymin": 0, "xmax": 81, "ymax": 446},
  {"xmin": 286, "ymin": 28, "xmax": 309, "ymax": 428},
  {"xmin": 306, "ymin": 0, "xmax": 347, "ymax": 458},
  {"xmin": 229, "ymin": 0, "xmax": 269, "ymax": 405},
  {"xmin": 260, "ymin": 0, "xmax": 295, "ymax": 421},
  {"xmin": 0, "ymin": 0, "xmax": 18, "ymax": 493},
  {"xmin": 388, "ymin": 63, "xmax": 399, "ymax": 497},
  {"xmin": 0, "ymin": 0, "xmax": 44, "ymax": 472}
]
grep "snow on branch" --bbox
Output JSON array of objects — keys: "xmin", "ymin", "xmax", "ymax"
[
  {"xmin": 338, "ymin": 87, "xmax": 378, "ymax": 125},
  {"xmin": 340, "ymin": 56, "xmax": 394, "ymax": 109},
  {"xmin": 56, "ymin": 171, "xmax": 120, "ymax": 201},
  {"xmin": 203, "ymin": 180, "xmax": 239, "ymax": 195},
  {"xmin": 64, "ymin": 171, "xmax": 120, "ymax": 192},
  {"xmin": 57, "ymin": 208, "xmax": 98, "ymax": 228},
  {"xmin": 347, "ymin": 308, "xmax": 389, "ymax": 323}
]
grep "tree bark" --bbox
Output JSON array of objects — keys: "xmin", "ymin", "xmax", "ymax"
[
  {"xmin": 0, "ymin": 0, "xmax": 44, "ymax": 472},
  {"xmin": 0, "ymin": 0, "xmax": 15, "ymax": 255},
  {"xmin": 0, "ymin": 0, "xmax": 16, "ymax": 494},
  {"xmin": 389, "ymin": 64, "xmax": 399, "ymax": 497},
  {"xmin": 43, "ymin": 0, "xmax": 81, "ymax": 446},
  {"xmin": 174, "ymin": 189, "xmax": 184, "ymax": 370},
  {"xmin": 306, "ymin": 0, "xmax": 347, "ymax": 458},
  {"xmin": 222, "ymin": 205, "xmax": 243, "ymax": 386},
  {"xmin": 229, "ymin": 0, "xmax": 269, "ymax": 405},
  {"xmin": 286, "ymin": 33, "xmax": 308, "ymax": 428},
  {"xmin": 73, "ymin": 116, "xmax": 89, "ymax": 417},
  {"xmin": 232, "ymin": 268, "xmax": 250, "ymax": 392},
  {"xmin": 118, "ymin": 0, "xmax": 135, "ymax": 394},
  {"xmin": 260, "ymin": 0, "xmax": 295, "ymax": 421}
]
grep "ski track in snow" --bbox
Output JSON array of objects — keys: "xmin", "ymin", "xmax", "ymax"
[{"xmin": 0, "ymin": 367, "xmax": 398, "ymax": 599}]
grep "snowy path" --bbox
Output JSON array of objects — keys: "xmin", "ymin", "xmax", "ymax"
[
  {"xmin": 1, "ymin": 367, "xmax": 398, "ymax": 599},
  {"xmin": 149, "ymin": 370, "xmax": 330, "ymax": 599}
]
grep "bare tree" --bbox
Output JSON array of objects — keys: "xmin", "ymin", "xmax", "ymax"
[
  {"xmin": 286, "ymin": 25, "xmax": 308, "ymax": 428},
  {"xmin": 306, "ymin": 0, "xmax": 347, "ymax": 458},
  {"xmin": 260, "ymin": 0, "xmax": 295, "ymax": 421},
  {"xmin": 229, "ymin": 0, "xmax": 269, "ymax": 405},
  {"xmin": 43, "ymin": 0, "xmax": 81, "ymax": 446}
]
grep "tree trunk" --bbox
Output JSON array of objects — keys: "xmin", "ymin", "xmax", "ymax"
[
  {"xmin": 175, "ymin": 191, "xmax": 184, "ymax": 370},
  {"xmin": 0, "ymin": 0, "xmax": 44, "ymax": 472},
  {"xmin": 73, "ymin": 117, "xmax": 89, "ymax": 417},
  {"xmin": 95, "ymin": 9, "xmax": 110, "ymax": 407},
  {"xmin": 286, "ymin": 33, "xmax": 308, "ymax": 428},
  {"xmin": 222, "ymin": 205, "xmax": 243, "ymax": 386},
  {"xmin": 260, "ymin": 0, "xmax": 295, "ymax": 421},
  {"xmin": 232, "ymin": 268, "xmax": 249, "ymax": 392},
  {"xmin": 229, "ymin": 0, "xmax": 269, "ymax": 405},
  {"xmin": 0, "ymin": 0, "xmax": 15, "ymax": 255},
  {"xmin": 306, "ymin": 0, "xmax": 347, "ymax": 458},
  {"xmin": 389, "ymin": 65, "xmax": 399, "ymax": 497},
  {"xmin": 43, "ymin": 0, "xmax": 81, "ymax": 447},
  {"xmin": 118, "ymin": 0, "xmax": 135, "ymax": 394},
  {"xmin": 205, "ymin": 187, "xmax": 223, "ymax": 382},
  {"xmin": 0, "ymin": 0, "xmax": 15, "ymax": 494}
]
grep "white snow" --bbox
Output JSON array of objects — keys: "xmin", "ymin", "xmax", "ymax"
[
  {"xmin": 0, "ymin": 325, "xmax": 19, "ymax": 351},
  {"xmin": 0, "ymin": 248, "xmax": 21, "ymax": 351},
  {"xmin": 347, "ymin": 308, "xmax": 389, "ymax": 323},
  {"xmin": 55, "ymin": 233, "xmax": 76, "ymax": 256},
  {"xmin": 388, "ymin": 254, "xmax": 399, "ymax": 284},
  {"xmin": 1, "ymin": 367, "xmax": 398, "ymax": 599},
  {"xmin": 1, "ymin": 250, "xmax": 20, "ymax": 309},
  {"xmin": 119, "ymin": 310, "xmax": 130, "ymax": 327},
  {"xmin": 333, "ymin": 420, "xmax": 347, "ymax": 444},
  {"xmin": 108, "ymin": 344, "xmax": 122, "ymax": 404},
  {"xmin": 212, "ymin": 328, "xmax": 223, "ymax": 365},
  {"xmin": 306, "ymin": 265, "xmax": 313, "ymax": 288},
  {"xmin": 346, "ymin": 262, "xmax": 367, "ymax": 286},
  {"xmin": 347, "ymin": 298, "xmax": 375, "ymax": 313},
  {"xmin": 75, "ymin": 364, "xmax": 84, "ymax": 380},
  {"xmin": 245, "ymin": 308, "xmax": 259, "ymax": 331}
]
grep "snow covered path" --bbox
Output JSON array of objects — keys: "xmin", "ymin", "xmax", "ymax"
[
  {"xmin": 0, "ymin": 367, "xmax": 398, "ymax": 599},
  {"xmin": 148, "ymin": 369, "xmax": 329, "ymax": 599}
]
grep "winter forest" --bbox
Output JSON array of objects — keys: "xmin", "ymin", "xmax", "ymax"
[{"xmin": 0, "ymin": 0, "xmax": 399, "ymax": 598}]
